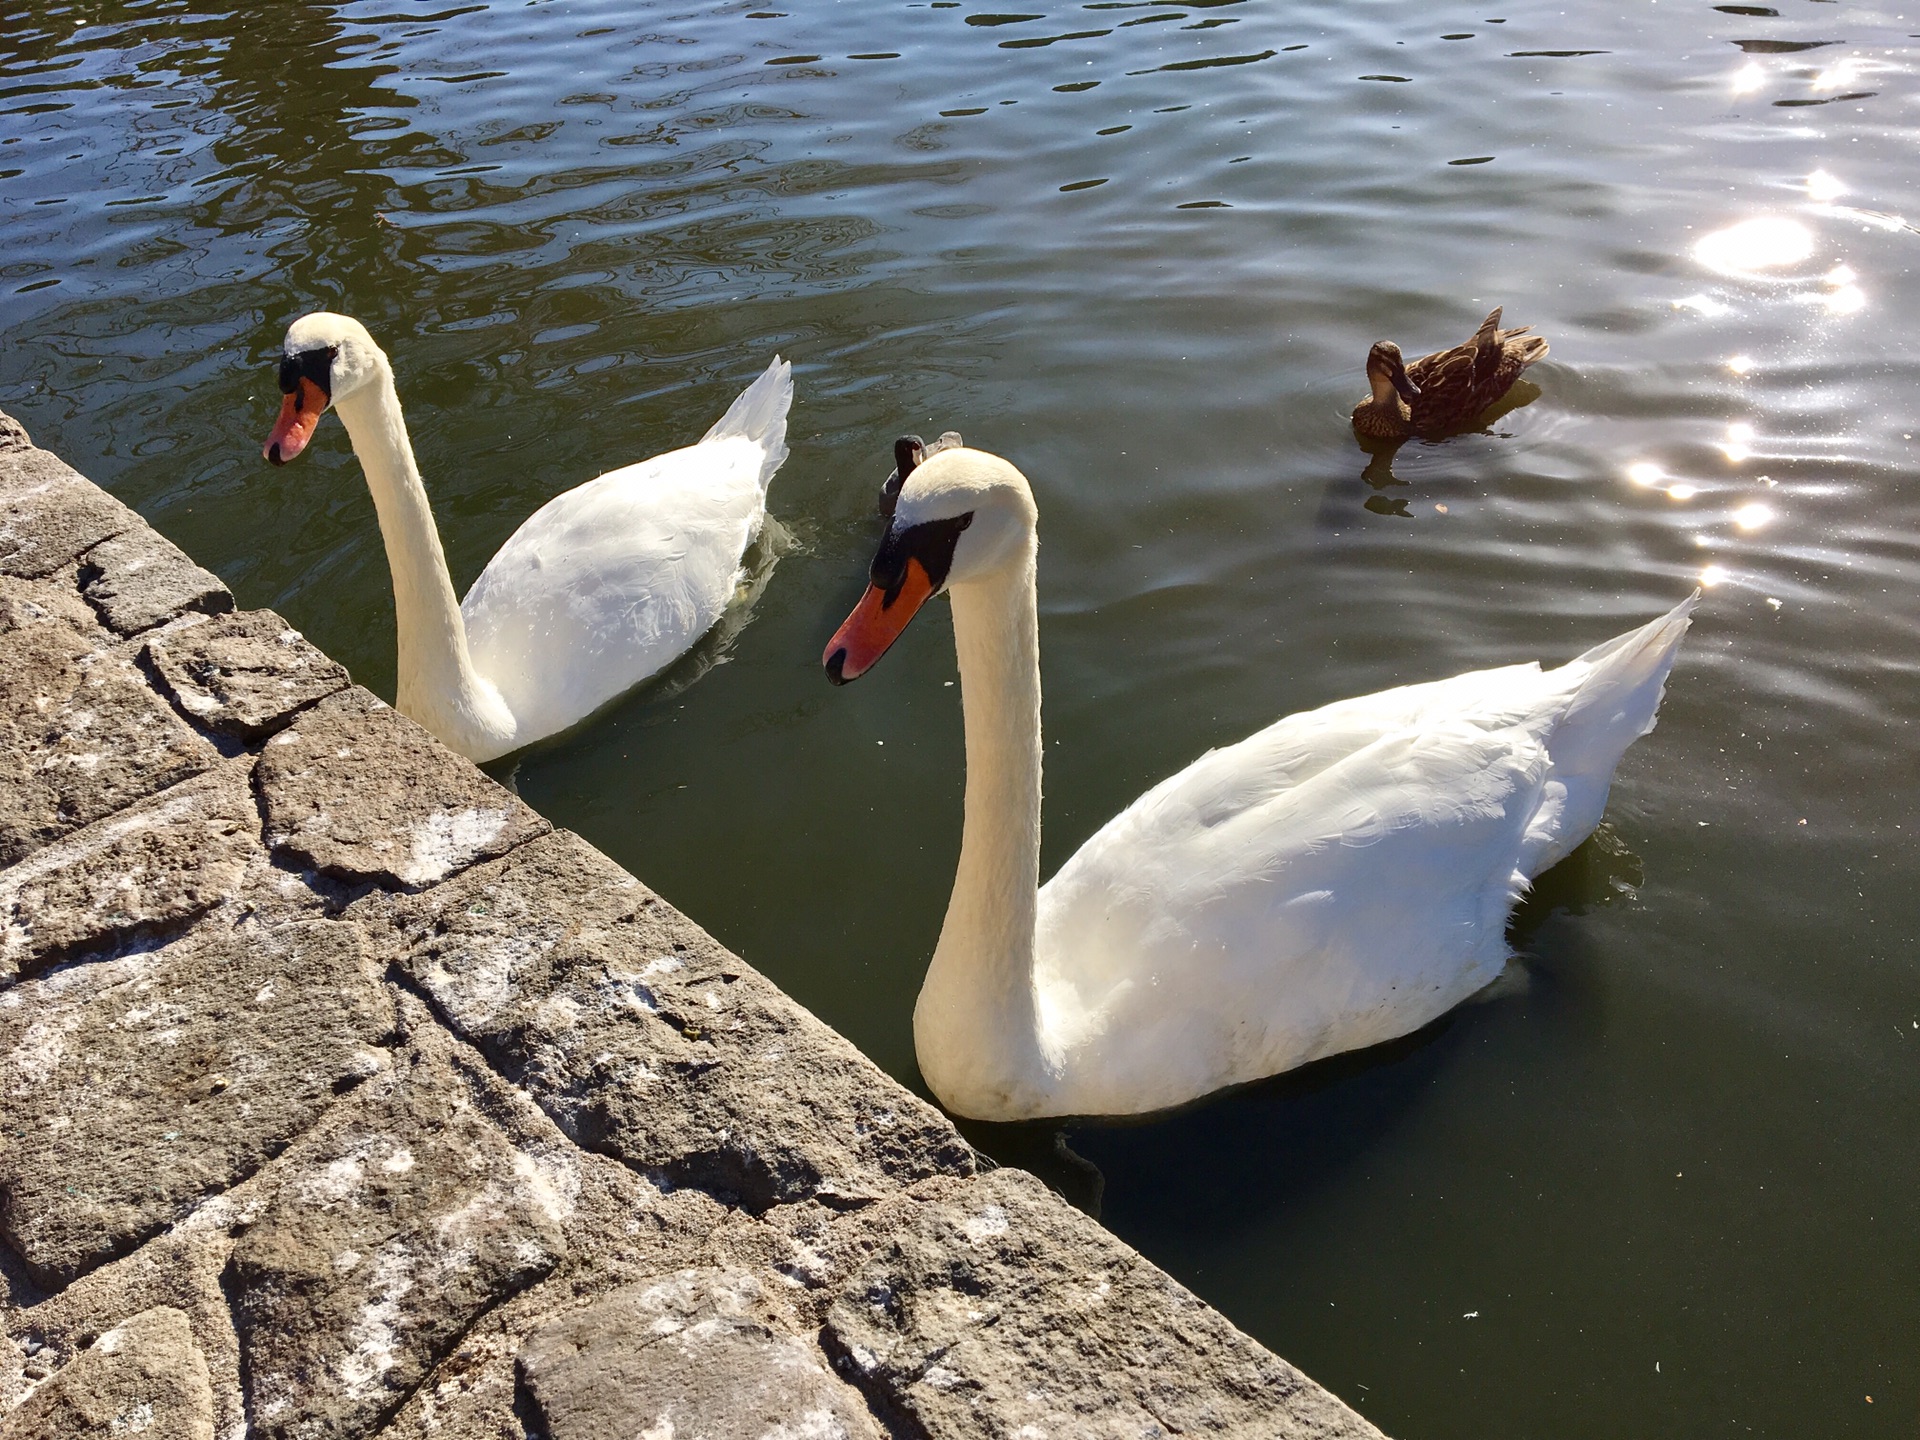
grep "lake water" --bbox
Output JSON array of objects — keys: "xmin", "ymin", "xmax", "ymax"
[{"xmin": 5, "ymin": 0, "xmax": 1917, "ymax": 1433}]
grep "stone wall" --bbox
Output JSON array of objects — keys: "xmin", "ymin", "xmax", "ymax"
[{"xmin": 0, "ymin": 409, "xmax": 1385, "ymax": 1440}]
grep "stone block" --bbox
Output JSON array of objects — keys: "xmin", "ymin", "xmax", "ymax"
[
  {"xmin": 0, "ymin": 438, "xmax": 140, "ymax": 582},
  {"xmin": 0, "ymin": 759, "xmax": 266, "ymax": 984},
  {"xmin": 78, "ymin": 527, "xmax": 231, "ymax": 637},
  {"xmin": 146, "ymin": 609, "xmax": 350, "ymax": 742},
  {"xmin": 0, "ymin": 1305, "xmax": 213, "ymax": 1440},
  {"xmin": 255, "ymin": 689, "xmax": 548, "ymax": 889},
  {"xmin": 0, "ymin": 1227, "xmax": 243, "ymax": 1439},
  {"xmin": 0, "ymin": 918, "xmax": 394, "ymax": 1289},
  {"xmin": 518, "ymin": 1270, "xmax": 883, "ymax": 1440},
  {"xmin": 817, "ymin": 1169, "xmax": 1384, "ymax": 1440},
  {"xmin": 357, "ymin": 829, "xmax": 975, "ymax": 1213},
  {"xmin": 226, "ymin": 1020, "xmax": 575, "ymax": 1440},
  {"xmin": 372, "ymin": 1185, "xmax": 733, "ymax": 1440},
  {"xmin": 0, "ymin": 574, "xmax": 102, "ymax": 644},
  {"xmin": 0, "ymin": 622, "xmax": 220, "ymax": 869}
]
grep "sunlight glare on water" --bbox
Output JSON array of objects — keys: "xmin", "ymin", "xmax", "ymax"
[{"xmin": 1692, "ymin": 216, "xmax": 1817, "ymax": 277}]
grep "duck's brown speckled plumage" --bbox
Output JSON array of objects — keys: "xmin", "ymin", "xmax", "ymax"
[{"xmin": 1352, "ymin": 307, "xmax": 1550, "ymax": 439}]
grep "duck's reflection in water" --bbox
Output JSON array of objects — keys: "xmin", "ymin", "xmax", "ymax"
[{"xmin": 1334, "ymin": 378, "xmax": 1543, "ymax": 521}]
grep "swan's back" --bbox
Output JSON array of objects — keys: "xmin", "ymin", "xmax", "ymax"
[
  {"xmin": 1033, "ymin": 595, "xmax": 1694, "ymax": 1115},
  {"xmin": 462, "ymin": 358, "xmax": 791, "ymax": 748}
]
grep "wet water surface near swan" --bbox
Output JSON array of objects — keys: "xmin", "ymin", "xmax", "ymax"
[{"xmin": 5, "ymin": 0, "xmax": 1918, "ymax": 1432}]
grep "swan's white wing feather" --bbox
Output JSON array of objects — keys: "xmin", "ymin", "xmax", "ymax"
[
  {"xmin": 461, "ymin": 434, "xmax": 768, "ymax": 747},
  {"xmin": 1027, "ymin": 596, "xmax": 1694, "ymax": 1115},
  {"xmin": 1036, "ymin": 713, "xmax": 1547, "ymax": 1115}
]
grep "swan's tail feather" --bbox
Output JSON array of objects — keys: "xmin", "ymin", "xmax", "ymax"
[
  {"xmin": 702, "ymin": 355, "xmax": 793, "ymax": 495},
  {"xmin": 1523, "ymin": 591, "xmax": 1697, "ymax": 876},
  {"xmin": 1557, "ymin": 590, "xmax": 1696, "ymax": 767}
]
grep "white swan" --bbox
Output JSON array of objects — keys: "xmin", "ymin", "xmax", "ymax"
[
  {"xmin": 823, "ymin": 444, "xmax": 1695, "ymax": 1121},
  {"xmin": 261, "ymin": 313, "xmax": 791, "ymax": 762}
]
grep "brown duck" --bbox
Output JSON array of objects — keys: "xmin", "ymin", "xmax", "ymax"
[{"xmin": 1351, "ymin": 307, "xmax": 1550, "ymax": 439}]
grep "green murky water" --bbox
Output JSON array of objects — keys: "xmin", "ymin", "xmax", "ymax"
[{"xmin": 5, "ymin": 1, "xmax": 1918, "ymax": 1433}]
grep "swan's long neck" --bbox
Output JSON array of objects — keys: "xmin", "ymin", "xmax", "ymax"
[
  {"xmin": 913, "ymin": 537, "xmax": 1053, "ymax": 1117},
  {"xmin": 331, "ymin": 373, "xmax": 512, "ymax": 755}
]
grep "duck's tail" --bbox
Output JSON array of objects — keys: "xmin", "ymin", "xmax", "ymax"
[
  {"xmin": 1523, "ymin": 591, "xmax": 1698, "ymax": 876},
  {"xmin": 1476, "ymin": 305, "xmax": 1549, "ymax": 369},
  {"xmin": 1503, "ymin": 333, "xmax": 1550, "ymax": 367},
  {"xmin": 702, "ymin": 355, "xmax": 793, "ymax": 496}
]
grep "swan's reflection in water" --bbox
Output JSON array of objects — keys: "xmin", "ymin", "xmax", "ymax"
[{"xmin": 958, "ymin": 823, "xmax": 1646, "ymax": 1224}]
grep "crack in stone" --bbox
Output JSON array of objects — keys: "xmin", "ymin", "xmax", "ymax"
[
  {"xmin": 216, "ymin": 1241, "xmax": 261, "ymax": 1440},
  {"xmin": 131, "ymin": 641, "xmax": 247, "ymax": 759},
  {"xmin": 816, "ymin": 1323, "xmax": 937, "ymax": 1440}
]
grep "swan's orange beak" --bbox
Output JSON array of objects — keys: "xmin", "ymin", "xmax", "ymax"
[
  {"xmin": 823, "ymin": 559, "xmax": 935, "ymax": 684},
  {"xmin": 263, "ymin": 377, "xmax": 329, "ymax": 465}
]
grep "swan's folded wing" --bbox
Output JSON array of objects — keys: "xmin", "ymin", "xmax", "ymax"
[
  {"xmin": 1034, "ymin": 719, "xmax": 1549, "ymax": 1115},
  {"xmin": 461, "ymin": 437, "xmax": 769, "ymax": 746}
]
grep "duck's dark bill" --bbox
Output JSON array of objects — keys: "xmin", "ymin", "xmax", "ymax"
[
  {"xmin": 823, "ymin": 561, "xmax": 935, "ymax": 684},
  {"xmin": 263, "ymin": 377, "xmax": 329, "ymax": 465}
]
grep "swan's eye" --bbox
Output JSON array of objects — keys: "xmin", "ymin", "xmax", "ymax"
[
  {"xmin": 869, "ymin": 512, "xmax": 973, "ymax": 602},
  {"xmin": 278, "ymin": 346, "xmax": 336, "ymax": 398}
]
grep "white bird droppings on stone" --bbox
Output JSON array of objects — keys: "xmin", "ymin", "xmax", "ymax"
[
  {"xmin": 402, "ymin": 807, "xmax": 511, "ymax": 886},
  {"xmin": 963, "ymin": 1204, "xmax": 1009, "ymax": 1244}
]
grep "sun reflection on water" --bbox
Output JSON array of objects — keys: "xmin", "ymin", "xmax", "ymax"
[
  {"xmin": 1806, "ymin": 170, "xmax": 1846, "ymax": 203},
  {"xmin": 1693, "ymin": 216, "xmax": 1816, "ymax": 276},
  {"xmin": 1824, "ymin": 283, "xmax": 1867, "ymax": 316},
  {"xmin": 1812, "ymin": 59, "xmax": 1861, "ymax": 92}
]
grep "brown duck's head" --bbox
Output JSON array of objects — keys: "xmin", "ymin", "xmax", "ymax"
[{"xmin": 1365, "ymin": 341, "xmax": 1421, "ymax": 403}]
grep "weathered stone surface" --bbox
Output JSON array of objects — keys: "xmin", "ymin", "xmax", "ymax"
[
  {"xmin": 519, "ymin": 1271, "xmax": 883, "ymax": 1440},
  {"xmin": 356, "ymin": 829, "xmax": 975, "ymax": 1213},
  {"xmin": 0, "ymin": 621, "xmax": 220, "ymax": 869},
  {"xmin": 0, "ymin": 919, "xmax": 393, "ymax": 1289},
  {"xmin": 365, "ymin": 1013, "xmax": 729, "ymax": 1440},
  {"xmin": 147, "ymin": 609, "xmax": 350, "ymax": 741},
  {"xmin": 256, "ymin": 689, "xmax": 548, "ymax": 889},
  {"xmin": 78, "ymin": 527, "xmax": 231, "ymax": 638},
  {"xmin": 0, "ymin": 1305, "xmax": 213, "ymax": 1440},
  {"xmin": 1, "ymin": 1226, "xmax": 244, "ymax": 1438},
  {"xmin": 0, "ymin": 437, "xmax": 140, "ymax": 582},
  {"xmin": 227, "ymin": 1015, "xmax": 575, "ymax": 1440},
  {"xmin": 0, "ymin": 759, "xmax": 264, "ymax": 984},
  {"xmin": 817, "ymin": 1169, "xmax": 1384, "ymax": 1440},
  {"xmin": 0, "ymin": 573, "xmax": 102, "ymax": 644},
  {"xmin": 2, "ymin": 1003, "xmax": 698, "ymax": 1440},
  {"xmin": 374, "ymin": 1186, "xmax": 731, "ymax": 1440}
]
